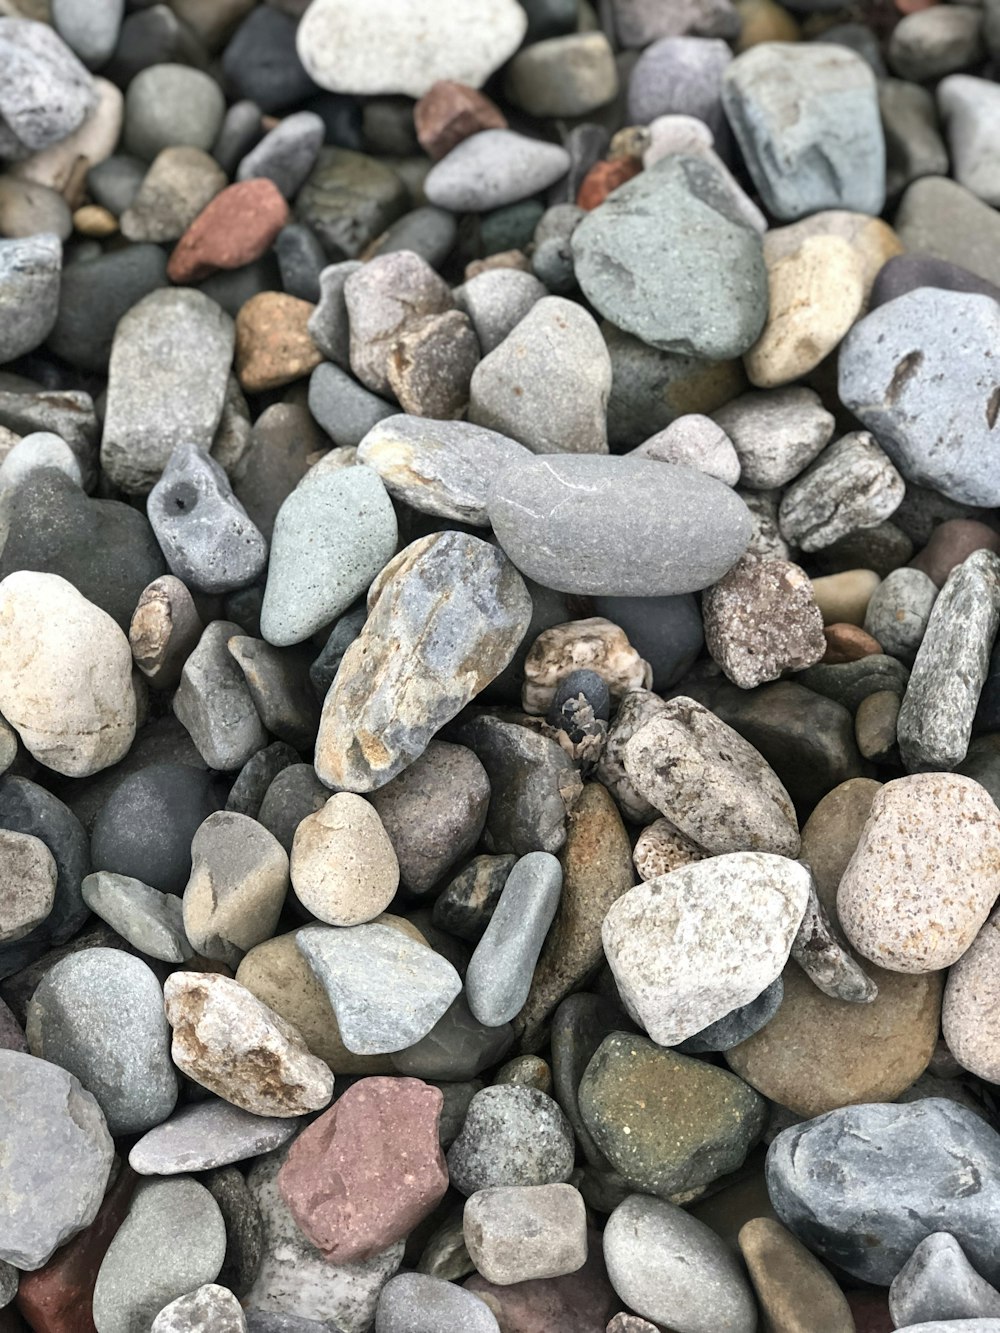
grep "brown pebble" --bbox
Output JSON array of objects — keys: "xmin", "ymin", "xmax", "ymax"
[
  {"xmin": 387, "ymin": 309, "xmax": 480, "ymax": 419},
  {"xmin": 414, "ymin": 80, "xmax": 508, "ymax": 161},
  {"xmin": 738, "ymin": 1217, "xmax": 854, "ymax": 1333},
  {"xmin": 577, "ymin": 159, "xmax": 643, "ymax": 211},
  {"xmin": 855, "ymin": 689, "xmax": 899, "ymax": 762},
  {"xmin": 608, "ymin": 126, "xmax": 651, "ymax": 162},
  {"xmin": 235, "ymin": 292, "xmax": 323, "ymax": 394},
  {"xmin": 73, "ymin": 204, "xmax": 117, "ymax": 237},
  {"xmin": 799, "ymin": 777, "xmax": 881, "ymax": 927},
  {"xmin": 464, "ymin": 250, "xmax": 533, "ymax": 279},
  {"xmin": 167, "ymin": 178, "xmax": 289, "ymax": 284},
  {"xmin": 910, "ymin": 518, "xmax": 1000, "ymax": 587},
  {"xmin": 846, "ymin": 1288, "xmax": 894, "ymax": 1333},
  {"xmin": 822, "ymin": 622, "xmax": 883, "ymax": 663}
]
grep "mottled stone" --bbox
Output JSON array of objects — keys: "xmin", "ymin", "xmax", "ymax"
[
  {"xmin": 173, "ymin": 621, "xmax": 268, "ymax": 771},
  {"xmin": 295, "ymin": 147, "xmax": 408, "ymax": 262},
  {"xmin": 890, "ymin": 1232, "xmax": 1000, "ymax": 1328},
  {"xmin": 447, "ymin": 1085, "xmax": 575, "ymax": 1197},
  {"xmin": 152, "ymin": 1284, "xmax": 248, "ymax": 1333},
  {"xmin": 130, "ymin": 575, "xmax": 204, "ymax": 691},
  {"xmin": 791, "ymin": 875, "xmax": 877, "ymax": 1004},
  {"xmin": 120, "ymin": 147, "xmax": 227, "ymax": 245},
  {"xmin": 0, "ymin": 19, "xmax": 96, "ymax": 160},
  {"xmin": 703, "ymin": 554, "xmax": 825, "ymax": 688},
  {"xmin": 779, "ymin": 433, "xmax": 905, "ymax": 554},
  {"xmin": 235, "ymin": 292, "xmax": 323, "ymax": 394},
  {"xmin": 632, "ymin": 818, "xmax": 705, "ymax": 882},
  {"xmin": 713, "ymin": 387, "xmax": 835, "ymax": 490}
]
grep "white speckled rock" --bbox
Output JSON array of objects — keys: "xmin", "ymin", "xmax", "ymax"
[
  {"xmin": 0, "ymin": 234, "xmax": 62, "ymax": 364},
  {"xmin": 291, "ymin": 794, "xmax": 399, "ymax": 926},
  {"xmin": 151, "ymin": 1283, "xmax": 247, "ymax": 1333},
  {"xmin": 839, "ymin": 773, "xmax": 1000, "ymax": 974},
  {"xmin": 0, "ymin": 830, "xmax": 56, "ymax": 944},
  {"xmin": 603, "ymin": 852, "xmax": 810, "ymax": 1046},
  {"xmin": 631, "ymin": 414, "xmax": 741, "ymax": 486},
  {"xmin": 944, "ymin": 906, "xmax": 1000, "ymax": 1083}
]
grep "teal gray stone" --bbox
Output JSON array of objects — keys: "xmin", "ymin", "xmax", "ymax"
[
  {"xmin": 446, "ymin": 1085, "xmax": 575, "ymax": 1196},
  {"xmin": 294, "ymin": 147, "xmax": 408, "ymax": 260},
  {"xmin": 260, "ymin": 463, "xmax": 397, "ymax": 647},
  {"xmin": 424, "ymin": 130, "xmax": 570, "ymax": 213},
  {"xmin": 124, "ymin": 63, "xmax": 226, "ymax": 160},
  {"xmin": 466, "ymin": 852, "xmax": 562, "ymax": 1027},
  {"xmin": 130, "ymin": 1100, "xmax": 300, "ymax": 1176},
  {"xmin": 487, "ymin": 454, "xmax": 752, "ymax": 596},
  {"xmin": 0, "ymin": 234, "xmax": 61, "ymax": 364},
  {"xmin": 572, "ymin": 155, "xmax": 767, "ymax": 360},
  {"xmin": 26, "ymin": 947, "xmax": 178, "ymax": 1136},
  {"xmin": 82, "ymin": 871, "xmax": 193, "ymax": 964}
]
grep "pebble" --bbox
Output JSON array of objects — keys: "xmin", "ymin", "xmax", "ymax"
[
  {"xmin": 779, "ymin": 432, "xmax": 905, "ymax": 553},
  {"xmin": 0, "ymin": 1049, "xmax": 113, "ymax": 1271},
  {"xmin": 738, "ymin": 1217, "xmax": 855, "ymax": 1333},
  {"xmin": 572, "ymin": 155, "xmax": 767, "ymax": 361},
  {"xmin": 307, "ymin": 361, "xmax": 396, "ymax": 447},
  {"xmin": 130, "ymin": 1100, "xmax": 299, "ymax": 1177},
  {"xmin": 614, "ymin": 0, "xmax": 740, "ymax": 44},
  {"xmin": 152, "ymin": 1284, "xmax": 248, "ymax": 1333},
  {"xmin": 314, "ymin": 532, "xmax": 531, "ymax": 792},
  {"xmin": 943, "ymin": 905, "xmax": 1000, "ymax": 1082},
  {"xmin": 631, "ymin": 414, "xmax": 741, "ymax": 486},
  {"xmin": 447, "ymin": 1085, "xmax": 575, "ymax": 1196},
  {"xmin": 235, "ymin": 291, "xmax": 323, "ymax": 394},
  {"xmin": 863, "ymin": 567, "xmax": 937, "ymax": 665},
  {"xmin": 124, "ymin": 63, "xmax": 226, "ymax": 160},
  {"xmin": 390, "ymin": 993, "xmax": 513, "ymax": 1082},
  {"xmin": 713, "ymin": 387, "xmax": 835, "ymax": 490},
  {"xmin": 603, "ymin": 853, "xmax": 810, "ymax": 1046},
  {"xmin": 889, "ymin": 5, "xmax": 985, "ymax": 81},
  {"xmin": 173, "ymin": 620, "xmax": 268, "ymax": 771},
  {"xmin": 0, "ymin": 830, "xmax": 55, "ymax": 944},
  {"xmin": 168, "ymin": 179, "xmax": 288, "ymax": 285},
  {"xmin": 425, "ymin": 130, "xmax": 571, "ymax": 213},
  {"xmin": 890, "ymin": 1233, "xmax": 1000, "ymax": 1328},
  {"xmin": 897, "ymin": 551, "xmax": 1000, "ymax": 771},
  {"xmin": 290, "ymin": 793, "xmax": 399, "ymax": 926},
  {"xmin": 237, "ymin": 111, "xmax": 325, "ymax": 200},
  {"xmin": 415, "ymin": 82, "xmax": 507, "ymax": 165},
  {"xmin": 603, "ymin": 1194, "xmax": 757, "ymax": 1332},
  {"xmin": 628, "ymin": 36, "xmax": 732, "ymax": 139},
  {"xmin": 722, "ymin": 43, "xmax": 885, "ymax": 220},
  {"xmin": 164, "ymin": 970, "xmax": 334, "ymax": 1116},
  {"xmin": 0, "ymin": 19, "xmax": 96, "ymax": 159},
  {"xmin": 227, "ymin": 642, "xmax": 320, "ymax": 752},
  {"xmin": 433, "ymin": 855, "xmax": 516, "ymax": 943},
  {"xmin": 0, "ymin": 177, "xmax": 73, "ymax": 241},
  {"xmin": 767, "ymin": 1098, "xmax": 1000, "ymax": 1286},
  {"xmin": 938, "ymin": 76, "xmax": 1000, "ymax": 208},
  {"xmin": 791, "ymin": 874, "xmax": 878, "ymax": 1003},
  {"xmin": 677, "ymin": 977, "xmax": 784, "ymax": 1054},
  {"xmin": 506, "ymin": 33, "xmax": 618, "ymax": 118},
  {"xmin": 464, "ymin": 1184, "xmax": 587, "ymax": 1285},
  {"xmin": 295, "ymin": 146, "xmax": 408, "ymax": 262},
  {"xmin": 895, "ymin": 177, "xmax": 1000, "ymax": 289},
  {"xmin": 120, "ymin": 147, "xmax": 227, "ymax": 245},
  {"xmin": 344, "ymin": 251, "xmax": 451, "ymax": 397},
  {"xmin": 912, "ymin": 519, "xmax": 1000, "ymax": 589},
  {"xmin": 376, "ymin": 1273, "xmax": 501, "ymax": 1333},
  {"xmin": 522, "ymin": 619, "xmax": 650, "ymax": 717},
  {"xmin": 92, "ymin": 1179, "xmax": 227, "ymax": 1333},
  {"xmin": 0, "ymin": 234, "xmax": 62, "ymax": 365},
  {"xmin": 632, "ymin": 817, "xmax": 705, "ymax": 882},
  {"xmin": 296, "ymin": 921, "xmax": 462, "ymax": 1055}
]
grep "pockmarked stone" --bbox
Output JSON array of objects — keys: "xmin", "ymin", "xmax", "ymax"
[
  {"xmin": 424, "ymin": 130, "xmax": 570, "ymax": 213},
  {"xmin": 522, "ymin": 619, "xmax": 650, "ymax": 717},
  {"xmin": 314, "ymin": 533, "xmax": 531, "ymax": 792},
  {"xmin": 235, "ymin": 292, "xmax": 324, "ymax": 394},
  {"xmin": 767, "ymin": 1098, "xmax": 1000, "ymax": 1287},
  {"xmin": 173, "ymin": 620, "xmax": 268, "ymax": 771},
  {"xmin": 290, "ymin": 794, "xmax": 399, "ymax": 926},
  {"xmin": 164, "ymin": 971, "xmax": 335, "ymax": 1116},
  {"xmin": 739, "ymin": 1217, "xmax": 856, "ymax": 1333},
  {"xmin": 447, "ymin": 1085, "xmax": 576, "ymax": 1197},
  {"xmin": 464, "ymin": 1184, "xmax": 588, "ymax": 1285},
  {"xmin": 130, "ymin": 1100, "xmax": 300, "ymax": 1176},
  {"xmin": 602, "ymin": 853, "xmax": 810, "ymax": 1046},
  {"xmin": 838, "ymin": 773, "xmax": 1000, "ymax": 974},
  {"xmin": 0, "ymin": 1050, "xmax": 113, "ymax": 1271},
  {"xmin": 277, "ymin": 1076, "xmax": 448, "ymax": 1263},
  {"xmin": 376, "ymin": 1272, "xmax": 501, "ymax": 1333},
  {"xmin": 944, "ymin": 905, "xmax": 1000, "ymax": 1083},
  {"xmin": 595, "ymin": 689, "xmax": 670, "ymax": 823},
  {"xmin": 571, "ymin": 154, "xmax": 768, "ymax": 360},
  {"xmin": 897, "ymin": 550, "xmax": 1000, "ymax": 771},
  {"xmin": 152, "ymin": 1284, "xmax": 247, "ymax": 1332},
  {"xmin": 488, "ymin": 455, "xmax": 752, "ymax": 597},
  {"xmin": 296, "ymin": 921, "xmax": 462, "ymax": 1055}
]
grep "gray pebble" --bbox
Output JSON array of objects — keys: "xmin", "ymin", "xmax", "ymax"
[
  {"xmin": 888, "ymin": 4, "xmax": 984, "ymax": 81},
  {"xmin": 864, "ymin": 567, "xmax": 938, "ymax": 665},
  {"xmin": 151, "ymin": 1284, "xmax": 248, "ymax": 1333},
  {"xmin": 227, "ymin": 642, "xmax": 319, "ymax": 753},
  {"xmin": 881, "ymin": 79, "xmax": 950, "ymax": 199},
  {"xmin": 466, "ymin": 852, "xmax": 561, "ymax": 1027},
  {"xmin": 454, "ymin": 268, "xmax": 547, "ymax": 355},
  {"xmin": 488, "ymin": 454, "xmax": 752, "ymax": 596},
  {"xmin": 47, "ymin": 243, "xmax": 167, "ymax": 373},
  {"xmin": 173, "ymin": 620, "xmax": 268, "ymax": 771},
  {"xmin": 307, "ymin": 261, "xmax": 362, "ymax": 366},
  {"xmin": 307, "ymin": 361, "xmax": 396, "ymax": 448},
  {"xmin": 294, "ymin": 146, "xmax": 408, "ymax": 261},
  {"xmin": 376, "ymin": 1272, "xmax": 500, "ymax": 1333},
  {"xmin": 895, "ymin": 176, "xmax": 1000, "ymax": 289},
  {"xmin": 51, "ymin": 0, "xmax": 124, "ymax": 68},
  {"xmin": 722, "ymin": 42, "xmax": 885, "ymax": 220},
  {"xmin": 424, "ymin": 130, "xmax": 570, "ymax": 212},
  {"xmin": 897, "ymin": 549, "xmax": 1000, "ymax": 771},
  {"xmin": 26, "ymin": 946, "xmax": 177, "ymax": 1136},
  {"xmin": 628, "ymin": 36, "xmax": 731, "ymax": 141},
  {"xmin": 257, "ymin": 764, "xmax": 329, "ymax": 854},
  {"xmin": 446, "ymin": 1085, "xmax": 575, "ymax": 1196},
  {"xmin": 124, "ymin": 62, "xmax": 227, "ymax": 161},
  {"xmin": 790, "ymin": 873, "xmax": 877, "ymax": 1003},
  {"xmin": 344, "ymin": 250, "xmax": 452, "ymax": 397},
  {"xmin": 296, "ymin": 921, "xmax": 462, "ymax": 1055},
  {"xmin": 632, "ymin": 414, "xmax": 741, "ymax": 486},
  {"xmin": 0, "ymin": 234, "xmax": 62, "ymax": 365},
  {"xmin": 204, "ymin": 1165, "xmax": 265, "ymax": 1300},
  {"xmin": 676, "ymin": 977, "xmax": 785, "ymax": 1054},
  {"xmin": 390, "ymin": 993, "xmax": 513, "ymax": 1082},
  {"xmin": 87, "ymin": 153, "xmax": 147, "ymax": 215},
  {"xmin": 0, "ymin": 1049, "xmax": 113, "ymax": 1270},
  {"xmin": 778, "ymin": 431, "xmax": 905, "ymax": 553},
  {"xmin": 890, "ymin": 1232, "xmax": 1000, "ymax": 1328},
  {"xmin": 799, "ymin": 654, "xmax": 910, "ymax": 711},
  {"xmin": 938, "ymin": 75, "xmax": 1000, "ymax": 207},
  {"xmin": 0, "ymin": 19, "xmax": 96, "ymax": 159},
  {"xmin": 369, "ymin": 206, "xmax": 458, "ymax": 270},
  {"xmin": 714, "ymin": 388, "xmax": 835, "ymax": 491},
  {"xmin": 237, "ymin": 111, "xmax": 325, "ymax": 200},
  {"xmin": 130, "ymin": 1100, "xmax": 300, "ymax": 1177},
  {"xmin": 275, "ymin": 225, "xmax": 327, "ymax": 303},
  {"xmin": 120, "ymin": 147, "xmax": 227, "ymax": 245},
  {"xmin": 81, "ymin": 870, "xmax": 192, "ymax": 964},
  {"xmin": 0, "ymin": 1260, "xmax": 16, "ymax": 1309}
]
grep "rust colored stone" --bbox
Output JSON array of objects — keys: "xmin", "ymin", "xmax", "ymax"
[
  {"xmin": 16, "ymin": 1165, "xmax": 137, "ymax": 1333},
  {"xmin": 414, "ymin": 80, "xmax": 508, "ymax": 161},
  {"xmin": 235, "ymin": 292, "xmax": 322, "ymax": 394},
  {"xmin": 822, "ymin": 622, "xmax": 883, "ymax": 664},
  {"xmin": 466, "ymin": 1233, "xmax": 619, "ymax": 1333},
  {"xmin": 576, "ymin": 159, "xmax": 642, "ymax": 211},
  {"xmin": 277, "ymin": 1076, "xmax": 448, "ymax": 1263},
  {"xmin": 167, "ymin": 179, "xmax": 289, "ymax": 284},
  {"xmin": 910, "ymin": 518, "xmax": 1000, "ymax": 588}
]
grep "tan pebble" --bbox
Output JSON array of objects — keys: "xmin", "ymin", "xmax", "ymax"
[
  {"xmin": 738, "ymin": 1216, "xmax": 858, "ymax": 1332},
  {"xmin": 799, "ymin": 777, "xmax": 881, "ymax": 927},
  {"xmin": 129, "ymin": 574, "xmax": 204, "ymax": 690},
  {"xmin": 235, "ymin": 292, "xmax": 323, "ymax": 393},
  {"xmin": 522, "ymin": 617, "xmax": 652, "ymax": 715},
  {"xmin": 73, "ymin": 204, "xmax": 118, "ymax": 236},
  {"xmin": 734, "ymin": 0, "xmax": 800, "ymax": 49},
  {"xmin": 855, "ymin": 689, "xmax": 900, "ymax": 762},
  {"xmin": 494, "ymin": 1054, "xmax": 552, "ymax": 1093},
  {"xmin": 464, "ymin": 250, "xmax": 533, "ymax": 279},
  {"xmin": 290, "ymin": 792, "xmax": 399, "ymax": 927},
  {"xmin": 810, "ymin": 569, "xmax": 881, "ymax": 625},
  {"xmin": 761, "ymin": 210, "xmax": 903, "ymax": 309}
]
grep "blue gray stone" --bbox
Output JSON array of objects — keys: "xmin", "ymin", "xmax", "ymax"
[
  {"xmin": 307, "ymin": 261, "xmax": 362, "ymax": 366},
  {"xmin": 0, "ymin": 234, "xmax": 61, "ymax": 364},
  {"xmin": 307, "ymin": 361, "xmax": 396, "ymax": 448},
  {"xmin": 130, "ymin": 1100, "xmax": 301, "ymax": 1176},
  {"xmin": 237, "ymin": 111, "xmax": 325, "ymax": 200},
  {"xmin": 890, "ymin": 1232, "xmax": 1000, "ymax": 1328},
  {"xmin": 628, "ymin": 36, "xmax": 732, "ymax": 143},
  {"xmin": 174, "ymin": 621, "xmax": 268, "ymax": 771},
  {"xmin": 424, "ymin": 130, "xmax": 570, "ymax": 212},
  {"xmin": 82, "ymin": 871, "xmax": 192, "ymax": 964},
  {"xmin": 676, "ymin": 978, "xmax": 785, "ymax": 1054}
]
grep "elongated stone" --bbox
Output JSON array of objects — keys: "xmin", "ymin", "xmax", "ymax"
[
  {"xmin": 130, "ymin": 1100, "xmax": 300, "ymax": 1176},
  {"xmin": 173, "ymin": 620, "xmax": 268, "ymax": 771},
  {"xmin": 791, "ymin": 872, "xmax": 877, "ymax": 1004}
]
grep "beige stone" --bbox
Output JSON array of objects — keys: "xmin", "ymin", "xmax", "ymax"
[
  {"xmin": 839, "ymin": 773, "xmax": 1000, "ymax": 973},
  {"xmin": 943, "ymin": 905, "xmax": 1000, "ymax": 1082},
  {"xmin": 0, "ymin": 571, "xmax": 136, "ymax": 776},
  {"xmin": 761, "ymin": 211, "xmax": 903, "ymax": 308},
  {"xmin": 235, "ymin": 293, "xmax": 323, "ymax": 394},
  {"xmin": 0, "ymin": 829, "xmax": 56, "ymax": 943},
  {"xmin": 121, "ymin": 146, "xmax": 227, "ymax": 244},
  {"xmin": 739, "ymin": 1217, "xmax": 855, "ymax": 1333},
  {"xmin": 632, "ymin": 817, "xmax": 706, "ymax": 882},
  {"xmin": 463, "ymin": 1183, "xmax": 588, "ymax": 1285},
  {"xmin": 594, "ymin": 688, "xmax": 669, "ymax": 823},
  {"xmin": 799, "ymin": 777, "xmax": 881, "ymax": 926},
  {"xmin": 522, "ymin": 618, "xmax": 652, "ymax": 715},
  {"xmin": 290, "ymin": 793, "xmax": 399, "ymax": 926},
  {"xmin": 726, "ymin": 960, "xmax": 941, "ymax": 1117},
  {"xmin": 129, "ymin": 574, "xmax": 204, "ymax": 690},
  {"xmin": 810, "ymin": 569, "xmax": 881, "ymax": 626}
]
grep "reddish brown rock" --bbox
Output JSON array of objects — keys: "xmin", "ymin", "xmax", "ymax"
[
  {"xmin": 167, "ymin": 179, "xmax": 289, "ymax": 284},
  {"xmin": 16, "ymin": 1166, "xmax": 137, "ymax": 1333},
  {"xmin": 910, "ymin": 518, "xmax": 1000, "ymax": 588},
  {"xmin": 277, "ymin": 1076, "xmax": 448, "ymax": 1263},
  {"xmin": 466, "ymin": 1233, "xmax": 619, "ymax": 1333},
  {"xmin": 822, "ymin": 623, "xmax": 883, "ymax": 664},
  {"xmin": 414, "ymin": 81, "xmax": 508, "ymax": 161},
  {"xmin": 846, "ymin": 1289, "xmax": 894, "ymax": 1333},
  {"xmin": 235, "ymin": 292, "xmax": 323, "ymax": 393},
  {"xmin": 577, "ymin": 159, "xmax": 642, "ymax": 211}
]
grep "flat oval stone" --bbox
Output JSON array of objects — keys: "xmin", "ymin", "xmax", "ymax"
[
  {"xmin": 739, "ymin": 1217, "xmax": 856, "ymax": 1333},
  {"xmin": 488, "ymin": 455, "xmax": 751, "ymax": 597},
  {"xmin": 130, "ymin": 1100, "xmax": 300, "ymax": 1176},
  {"xmin": 425, "ymin": 129, "xmax": 571, "ymax": 212},
  {"xmin": 376, "ymin": 1273, "xmax": 501, "ymax": 1333}
]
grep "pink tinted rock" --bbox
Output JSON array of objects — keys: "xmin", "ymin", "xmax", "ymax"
[
  {"xmin": 167, "ymin": 179, "xmax": 289, "ymax": 283},
  {"xmin": 465, "ymin": 1233, "xmax": 618, "ymax": 1333},
  {"xmin": 0, "ymin": 996, "xmax": 27, "ymax": 1052},
  {"xmin": 277, "ymin": 1076, "xmax": 448, "ymax": 1263},
  {"xmin": 910, "ymin": 518, "xmax": 1000, "ymax": 587}
]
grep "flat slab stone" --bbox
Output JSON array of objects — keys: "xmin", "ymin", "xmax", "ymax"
[{"xmin": 130, "ymin": 1100, "xmax": 301, "ymax": 1176}]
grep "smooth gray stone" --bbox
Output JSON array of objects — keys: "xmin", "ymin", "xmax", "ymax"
[
  {"xmin": 897, "ymin": 549, "xmax": 1000, "ymax": 772},
  {"xmin": 226, "ymin": 742, "xmax": 299, "ymax": 822},
  {"xmin": 864, "ymin": 568, "xmax": 938, "ymax": 666},
  {"xmin": 213, "ymin": 100, "xmax": 264, "ymax": 179},
  {"xmin": 0, "ymin": 1049, "xmax": 113, "ymax": 1270},
  {"xmin": 0, "ymin": 234, "xmax": 61, "ymax": 364},
  {"xmin": 376, "ymin": 1273, "xmax": 500, "ymax": 1333},
  {"xmin": 424, "ymin": 130, "xmax": 570, "ymax": 212},
  {"xmin": 124, "ymin": 64, "xmax": 226, "ymax": 161},
  {"xmin": 47, "ymin": 243, "xmax": 167, "ymax": 372},
  {"xmin": 628, "ymin": 35, "xmax": 732, "ymax": 142},
  {"xmin": 82, "ymin": 871, "xmax": 192, "ymax": 964},
  {"xmin": 890, "ymin": 1233, "xmax": 1000, "ymax": 1328},
  {"xmin": 307, "ymin": 361, "xmax": 396, "ymax": 447},
  {"xmin": 309, "ymin": 607, "xmax": 366, "ymax": 698},
  {"xmin": 294, "ymin": 147, "xmax": 408, "ymax": 261},
  {"xmin": 722, "ymin": 42, "xmax": 885, "ymax": 221},
  {"xmin": 227, "ymin": 641, "xmax": 319, "ymax": 752},
  {"xmin": 895, "ymin": 176, "xmax": 1000, "ymax": 291},
  {"xmin": 488, "ymin": 454, "xmax": 752, "ymax": 596},
  {"xmin": 256, "ymin": 764, "xmax": 329, "ymax": 854},
  {"xmin": 466, "ymin": 852, "xmax": 562, "ymax": 1027},
  {"xmin": 237, "ymin": 111, "xmax": 325, "ymax": 200},
  {"xmin": 797, "ymin": 654, "xmax": 910, "ymax": 711},
  {"xmin": 880, "ymin": 79, "xmax": 950, "ymax": 199},
  {"xmin": 0, "ymin": 386, "xmax": 98, "ymax": 488},
  {"xmin": 572, "ymin": 154, "xmax": 766, "ymax": 361},
  {"xmin": 676, "ymin": 978, "xmax": 785, "ymax": 1053},
  {"xmin": 26, "ymin": 947, "xmax": 177, "ymax": 1136},
  {"xmin": 93, "ymin": 1178, "xmax": 227, "ymax": 1333},
  {"xmin": 369, "ymin": 206, "xmax": 457, "ymax": 271},
  {"xmin": 871, "ymin": 253, "xmax": 1000, "ymax": 312},
  {"xmin": 357, "ymin": 415, "xmax": 532, "ymax": 527},
  {"xmin": 446, "ymin": 1085, "xmax": 575, "ymax": 1196},
  {"xmin": 592, "ymin": 593, "xmax": 703, "ymax": 692},
  {"xmin": 306, "ymin": 262, "xmax": 361, "ymax": 366},
  {"xmin": 173, "ymin": 620, "xmax": 268, "ymax": 772},
  {"xmin": 888, "ymin": 4, "xmax": 984, "ymax": 81},
  {"xmin": 52, "ymin": 0, "xmax": 123, "ymax": 68},
  {"xmin": 149, "ymin": 443, "xmax": 268, "ymax": 596},
  {"xmin": 87, "ymin": 153, "xmax": 146, "ymax": 214},
  {"xmin": 130, "ymin": 1100, "xmax": 301, "ymax": 1176},
  {"xmin": 839, "ymin": 288, "xmax": 1000, "ymax": 508},
  {"xmin": 260, "ymin": 462, "xmax": 397, "ymax": 647},
  {"xmin": 822, "ymin": 19, "xmax": 886, "ymax": 75},
  {"xmin": 454, "ymin": 269, "xmax": 547, "ymax": 355},
  {"xmin": 390, "ymin": 993, "xmax": 513, "ymax": 1081},
  {"xmin": 767, "ymin": 1098, "xmax": 1000, "ymax": 1286},
  {"xmin": 0, "ymin": 18, "xmax": 95, "ymax": 158},
  {"xmin": 296, "ymin": 922, "xmax": 462, "ymax": 1055},
  {"xmin": 274, "ymin": 224, "xmax": 326, "ymax": 303}
]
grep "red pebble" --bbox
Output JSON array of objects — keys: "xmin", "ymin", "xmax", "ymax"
[
  {"xmin": 414, "ymin": 80, "xmax": 508, "ymax": 161},
  {"xmin": 167, "ymin": 178, "xmax": 289, "ymax": 284},
  {"xmin": 576, "ymin": 159, "xmax": 643, "ymax": 211},
  {"xmin": 277, "ymin": 1076, "xmax": 448, "ymax": 1264}
]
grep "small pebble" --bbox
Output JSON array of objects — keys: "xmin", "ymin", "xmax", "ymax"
[
  {"xmin": 290, "ymin": 793, "xmax": 399, "ymax": 926},
  {"xmin": 151, "ymin": 1284, "xmax": 248, "ymax": 1333},
  {"xmin": 174, "ymin": 620, "xmax": 268, "ymax": 771}
]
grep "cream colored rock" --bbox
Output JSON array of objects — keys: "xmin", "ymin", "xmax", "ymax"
[
  {"xmin": 0, "ymin": 571, "xmax": 136, "ymax": 776},
  {"xmin": 290, "ymin": 793, "xmax": 399, "ymax": 927},
  {"xmin": 463, "ymin": 1183, "xmax": 588, "ymax": 1284},
  {"xmin": 129, "ymin": 574, "xmax": 204, "ymax": 690},
  {"xmin": 632, "ymin": 818, "xmax": 706, "ymax": 882},
  {"xmin": 521, "ymin": 618, "xmax": 652, "ymax": 716},
  {"xmin": 839, "ymin": 773, "xmax": 1000, "ymax": 973},
  {"xmin": 594, "ymin": 689, "xmax": 670, "ymax": 823},
  {"xmin": 11, "ymin": 79, "xmax": 123, "ymax": 193},
  {"xmin": 761, "ymin": 209, "xmax": 903, "ymax": 307},
  {"xmin": 0, "ymin": 829, "xmax": 56, "ymax": 943},
  {"xmin": 943, "ymin": 905, "xmax": 1000, "ymax": 1082},
  {"xmin": 163, "ymin": 971, "xmax": 334, "ymax": 1117}
]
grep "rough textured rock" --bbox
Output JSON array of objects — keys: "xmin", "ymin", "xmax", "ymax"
[
  {"xmin": 713, "ymin": 387, "xmax": 835, "ymax": 490},
  {"xmin": 779, "ymin": 432, "xmax": 905, "ymax": 554},
  {"xmin": 463, "ymin": 1184, "xmax": 588, "ymax": 1285},
  {"xmin": 151, "ymin": 1284, "xmax": 248, "ymax": 1333},
  {"xmin": 447, "ymin": 1085, "xmax": 575, "ymax": 1197}
]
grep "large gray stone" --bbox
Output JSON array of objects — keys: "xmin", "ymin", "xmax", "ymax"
[{"xmin": 375, "ymin": 1272, "xmax": 500, "ymax": 1333}]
